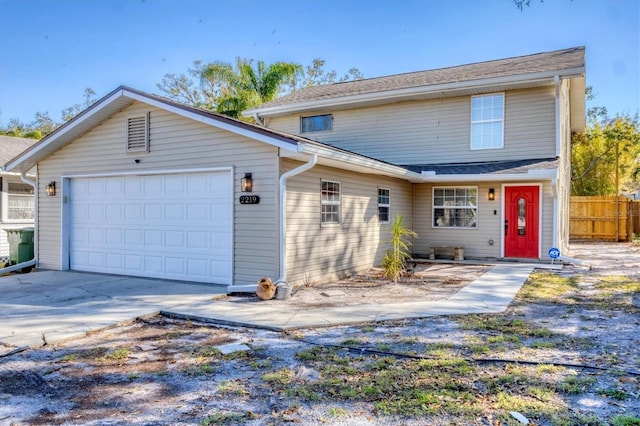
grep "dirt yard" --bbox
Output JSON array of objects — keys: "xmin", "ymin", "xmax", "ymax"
[{"xmin": 1, "ymin": 242, "xmax": 639, "ymax": 426}]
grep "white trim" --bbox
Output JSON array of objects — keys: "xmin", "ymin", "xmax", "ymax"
[
  {"xmin": 61, "ymin": 166, "xmax": 233, "ymax": 180},
  {"xmin": 246, "ymin": 68, "xmax": 586, "ymax": 118},
  {"xmin": 377, "ymin": 187, "xmax": 391, "ymax": 224},
  {"xmin": 321, "ymin": 179, "xmax": 342, "ymax": 225},
  {"xmin": 420, "ymin": 170, "xmax": 557, "ymax": 183},
  {"xmin": 470, "ymin": 93, "xmax": 505, "ymax": 150},
  {"xmin": 431, "ymin": 185, "xmax": 479, "ymax": 229},
  {"xmin": 554, "ymin": 75, "xmax": 561, "ymax": 156},
  {"xmin": 60, "ymin": 167, "xmax": 235, "ymax": 282},
  {"xmin": 5, "ymin": 88, "xmax": 303, "ymax": 172},
  {"xmin": 500, "ymin": 183, "xmax": 543, "ymax": 259}
]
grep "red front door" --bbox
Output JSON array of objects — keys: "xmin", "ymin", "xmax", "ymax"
[{"xmin": 504, "ymin": 185, "xmax": 539, "ymax": 258}]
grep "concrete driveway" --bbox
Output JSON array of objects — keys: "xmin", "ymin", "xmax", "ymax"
[
  {"xmin": 0, "ymin": 271, "xmax": 226, "ymax": 353},
  {"xmin": 1, "ymin": 263, "xmax": 544, "ymax": 354}
]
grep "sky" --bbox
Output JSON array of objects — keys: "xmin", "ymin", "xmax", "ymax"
[{"xmin": 0, "ymin": 0, "xmax": 638, "ymax": 127}]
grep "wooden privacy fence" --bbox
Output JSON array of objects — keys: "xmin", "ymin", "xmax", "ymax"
[{"xmin": 570, "ymin": 196, "xmax": 640, "ymax": 242}]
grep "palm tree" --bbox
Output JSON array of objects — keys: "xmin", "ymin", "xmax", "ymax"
[{"xmin": 201, "ymin": 58, "xmax": 300, "ymax": 119}]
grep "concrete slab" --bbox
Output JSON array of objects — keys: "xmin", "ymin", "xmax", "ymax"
[{"xmin": 1, "ymin": 264, "xmax": 536, "ymax": 352}]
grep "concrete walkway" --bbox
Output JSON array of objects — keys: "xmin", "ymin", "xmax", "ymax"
[{"xmin": 0, "ymin": 264, "xmax": 540, "ymax": 354}]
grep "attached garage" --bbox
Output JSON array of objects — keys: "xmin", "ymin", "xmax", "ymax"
[{"xmin": 65, "ymin": 169, "xmax": 233, "ymax": 284}]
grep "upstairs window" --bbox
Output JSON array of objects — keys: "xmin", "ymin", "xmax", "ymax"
[
  {"xmin": 432, "ymin": 187, "xmax": 477, "ymax": 228},
  {"xmin": 471, "ymin": 93, "xmax": 504, "ymax": 150},
  {"xmin": 5, "ymin": 181, "xmax": 35, "ymax": 221},
  {"xmin": 378, "ymin": 188, "xmax": 390, "ymax": 223},
  {"xmin": 301, "ymin": 114, "xmax": 332, "ymax": 133},
  {"xmin": 126, "ymin": 112, "xmax": 150, "ymax": 152},
  {"xmin": 321, "ymin": 180, "xmax": 340, "ymax": 224}
]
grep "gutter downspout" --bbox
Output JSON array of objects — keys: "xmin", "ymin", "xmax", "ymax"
[
  {"xmin": 275, "ymin": 154, "xmax": 317, "ymax": 285},
  {"xmin": 20, "ymin": 173, "xmax": 37, "ymax": 268},
  {"xmin": 225, "ymin": 153, "xmax": 317, "ymax": 294}
]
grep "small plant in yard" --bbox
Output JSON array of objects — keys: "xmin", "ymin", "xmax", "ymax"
[
  {"xmin": 96, "ymin": 347, "xmax": 130, "ymax": 362},
  {"xmin": 381, "ymin": 215, "xmax": 417, "ymax": 284},
  {"xmin": 612, "ymin": 415, "xmax": 640, "ymax": 426}
]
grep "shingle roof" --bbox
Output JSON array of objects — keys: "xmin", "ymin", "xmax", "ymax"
[
  {"xmin": 0, "ymin": 136, "xmax": 38, "ymax": 167},
  {"xmin": 402, "ymin": 158, "xmax": 559, "ymax": 175},
  {"xmin": 253, "ymin": 47, "xmax": 585, "ymax": 109}
]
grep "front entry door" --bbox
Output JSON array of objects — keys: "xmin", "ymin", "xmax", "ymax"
[{"xmin": 504, "ymin": 185, "xmax": 539, "ymax": 258}]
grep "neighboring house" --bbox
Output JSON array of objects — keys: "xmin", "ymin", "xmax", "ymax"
[
  {"xmin": 0, "ymin": 136, "xmax": 37, "ymax": 263},
  {"xmin": 4, "ymin": 47, "xmax": 585, "ymax": 291}
]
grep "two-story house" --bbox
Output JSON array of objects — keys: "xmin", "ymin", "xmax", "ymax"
[{"xmin": 4, "ymin": 47, "xmax": 585, "ymax": 291}]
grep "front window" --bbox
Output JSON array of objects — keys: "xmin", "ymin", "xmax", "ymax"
[
  {"xmin": 378, "ymin": 188, "xmax": 390, "ymax": 223},
  {"xmin": 321, "ymin": 180, "xmax": 340, "ymax": 224},
  {"xmin": 471, "ymin": 93, "xmax": 504, "ymax": 150},
  {"xmin": 6, "ymin": 182, "xmax": 35, "ymax": 220},
  {"xmin": 301, "ymin": 114, "xmax": 333, "ymax": 133},
  {"xmin": 432, "ymin": 187, "xmax": 477, "ymax": 228}
]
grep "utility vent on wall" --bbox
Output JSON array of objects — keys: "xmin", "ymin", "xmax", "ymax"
[{"xmin": 126, "ymin": 112, "xmax": 150, "ymax": 152}]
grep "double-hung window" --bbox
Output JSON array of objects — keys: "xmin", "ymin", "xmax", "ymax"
[
  {"xmin": 432, "ymin": 187, "xmax": 477, "ymax": 228},
  {"xmin": 471, "ymin": 93, "xmax": 504, "ymax": 150},
  {"xmin": 321, "ymin": 180, "xmax": 340, "ymax": 224},
  {"xmin": 378, "ymin": 188, "xmax": 390, "ymax": 223}
]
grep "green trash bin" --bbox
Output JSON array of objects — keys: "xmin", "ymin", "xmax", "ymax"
[{"xmin": 5, "ymin": 227, "xmax": 34, "ymax": 266}]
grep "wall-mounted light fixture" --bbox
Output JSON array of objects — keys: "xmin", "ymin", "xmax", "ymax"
[
  {"xmin": 488, "ymin": 188, "xmax": 495, "ymax": 201},
  {"xmin": 241, "ymin": 173, "xmax": 253, "ymax": 192},
  {"xmin": 46, "ymin": 181, "xmax": 56, "ymax": 197}
]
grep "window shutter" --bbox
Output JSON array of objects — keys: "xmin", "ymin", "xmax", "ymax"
[{"xmin": 127, "ymin": 112, "xmax": 149, "ymax": 152}]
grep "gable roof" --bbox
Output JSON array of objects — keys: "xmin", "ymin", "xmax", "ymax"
[
  {"xmin": 0, "ymin": 135, "xmax": 38, "ymax": 167},
  {"xmin": 246, "ymin": 47, "xmax": 585, "ymax": 118},
  {"xmin": 3, "ymin": 86, "xmax": 422, "ymax": 182}
]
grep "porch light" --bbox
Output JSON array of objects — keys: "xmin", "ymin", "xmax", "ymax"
[
  {"xmin": 46, "ymin": 181, "xmax": 56, "ymax": 197},
  {"xmin": 488, "ymin": 188, "xmax": 495, "ymax": 201},
  {"xmin": 241, "ymin": 173, "xmax": 253, "ymax": 192}
]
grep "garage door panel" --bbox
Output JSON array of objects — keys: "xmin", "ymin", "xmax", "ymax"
[{"xmin": 69, "ymin": 171, "xmax": 232, "ymax": 284}]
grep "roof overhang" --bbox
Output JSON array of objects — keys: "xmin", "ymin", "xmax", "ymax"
[
  {"xmin": 5, "ymin": 87, "xmax": 304, "ymax": 174},
  {"xmin": 246, "ymin": 68, "xmax": 586, "ymax": 118},
  {"xmin": 419, "ymin": 167, "xmax": 558, "ymax": 183}
]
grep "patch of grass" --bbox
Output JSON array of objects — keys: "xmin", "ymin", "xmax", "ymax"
[
  {"xmin": 536, "ymin": 364, "xmax": 565, "ymax": 374},
  {"xmin": 530, "ymin": 340, "xmax": 559, "ymax": 349},
  {"xmin": 495, "ymin": 391, "xmax": 562, "ymax": 416},
  {"xmin": 261, "ymin": 368, "xmax": 295, "ymax": 386},
  {"xmin": 217, "ymin": 379, "xmax": 249, "ymax": 396},
  {"xmin": 340, "ymin": 338, "xmax": 362, "ymax": 346},
  {"xmin": 550, "ymin": 412, "xmax": 607, "ymax": 426},
  {"xmin": 375, "ymin": 342, "xmax": 392, "ymax": 351},
  {"xmin": 612, "ymin": 415, "xmax": 640, "ymax": 426},
  {"xmin": 182, "ymin": 363, "xmax": 216, "ymax": 377},
  {"xmin": 469, "ymin": 344, "xmax": 491, "ymax": 355},
  {"xmin": 517, "ymin": 272, "xmax": 580, "ymax": 302},
  {"xmin": 599, "ymin": 387, "xmax": 629, "ymax": 400},
  {"xmin": 556, "ymin": 374, "xmax": 596, "ymax": 394},
  {"xmin": 96, "ymin": 348, "xmax": 130, "ymax": 362},
  {"xmin": 249, "ymin": 359, "xmax": 273, "ymax": 370},
  {"xmin": 201, "ymin": 411, "xmax": 258, "ymax": 425},
  {"xmin": 59, "ymin": 353, "xmax": 77, "ymax": 362},
  {"xmin": 164, "ymin": 331, "xmax": 190, "ymax": 339},
  {"xmin": 360, "ymin": 325, "xmax": 375, "ymax": 333},
  {"xmin": 487, "ymin": 334, "xmax": 522, "ymax": 345},
  {"xmin": 457, "ymin": 315, "xmax": 555, "ymax": 338},
  {"xmin": 190, "ymin": 346, "xmax": 222, "ymax": 358},
  {"xmin": 327, "ymin": 407, "xmax": 348, "ymax": 417}
]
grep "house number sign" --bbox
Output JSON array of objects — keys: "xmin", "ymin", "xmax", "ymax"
[{"xmin": 239, "ymin": 195, "xmax": 260, "ymax": 204}]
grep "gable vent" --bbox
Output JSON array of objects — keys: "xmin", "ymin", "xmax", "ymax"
[{"xmin": 126, "ymin": 112, "xmax": 150, "ymax": 152}]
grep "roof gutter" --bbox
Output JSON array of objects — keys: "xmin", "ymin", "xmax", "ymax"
[
  {"xmin": 247, "ymin": 68, "xmax": 585, "ymax": 118},
  {"xmin": 419, "ymin": 168, "xmax": 558, "ymax": 182}
]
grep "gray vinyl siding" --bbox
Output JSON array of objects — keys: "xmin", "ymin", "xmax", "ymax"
[
  {"xmin": 267, "ymin": 87, "xmax": 556, "ymax": 165},
  {"xmin": 36, "ymin": 101, "xmax": 279, "ymax": 286},
  {"xmin": 414, "ymin": 181, "xmax": 554, "ymax": 260},
  {"xmin": 0, "ymin": 174, "xmax": 35, "ymax": 259},
  {"xmin": 282, "ymin": 159, "xmax": 413, "ymax": 286}
]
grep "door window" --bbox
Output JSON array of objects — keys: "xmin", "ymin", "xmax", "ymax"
[{"xmin": 517, "ymin": 197, "xmax": 526, "ymax": 235}]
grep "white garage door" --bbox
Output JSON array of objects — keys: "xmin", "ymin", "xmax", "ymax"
[{"xmin": 69, "ymin": 171, "xmax": 233, "ymax": 284}]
